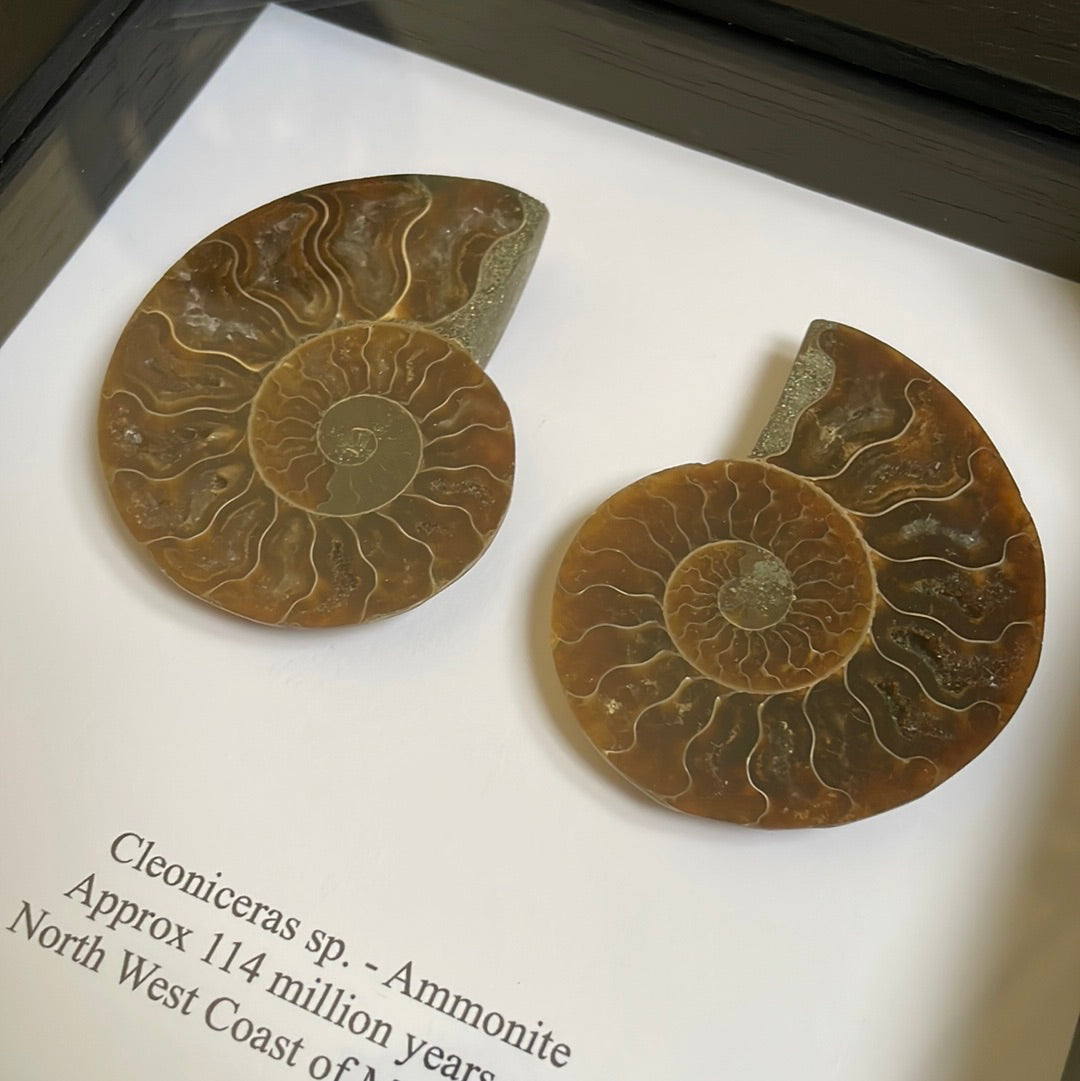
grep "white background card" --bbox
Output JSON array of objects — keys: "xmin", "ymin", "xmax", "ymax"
[{"xmin": 2, "ymin": 7, "xmax": 1078, "ymax": 1080}]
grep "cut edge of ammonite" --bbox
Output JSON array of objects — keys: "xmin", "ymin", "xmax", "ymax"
[
  {"xmin": 98, "ymin": 175, "xmax": 548, "ymax": 628},
  {"xmin": 551, "ymin": 320, "xmax": 1044, "ymax": 828}
]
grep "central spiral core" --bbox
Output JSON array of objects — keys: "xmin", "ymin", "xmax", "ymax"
[
  {"xmin": 714, "ymin": 544, "xmax": 795, "ymax": 629},
  {"xmin": 319, "ymin": 414, "xmax": 378, "ymax": 466},
  {"xmin": 657, "ymin": 461, "xmax": 877, "ymax": 693},
  {"xmin": 249, "ymin": 328, "xmax": 425, "ymax": 517}
]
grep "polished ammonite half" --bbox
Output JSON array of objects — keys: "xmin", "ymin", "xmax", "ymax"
[
  {"xmin": 98, "ymin": 175, "xmax": 547, "ymax": 626},
  {"xmin": 551, "ymin": 322, "xmax": 1044, "ymax": 827}
]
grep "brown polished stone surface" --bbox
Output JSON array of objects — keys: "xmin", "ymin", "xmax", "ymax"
[
  {"xmin": 99, "ymin": 175, "xmax": 547, "ymax": 626},
  {"xmin": 551, "ymin": 322, "xmax": 1044, "ymax": 827}
]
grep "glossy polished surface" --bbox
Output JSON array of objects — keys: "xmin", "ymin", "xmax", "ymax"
[
  {"xmin": 99, "ymin": 174, "xmax": 547, "ymax": 626},
  {"xmin": 552, "ymin": 321, "xmax": 1045, "ymax": 827}
]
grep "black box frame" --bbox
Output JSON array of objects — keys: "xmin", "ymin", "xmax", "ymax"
[{"xmin": 0, "ymin": 0, "xmax": 1077, "ymax": 347}]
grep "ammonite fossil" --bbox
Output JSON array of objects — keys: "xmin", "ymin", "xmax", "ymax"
[
  {"xmin": 551, "ymin": 322, "xmax": 1044, "ymax": 827},
  {"xmin": 98, "ymin": 175, "xmax": 547, "ymax": 626}
]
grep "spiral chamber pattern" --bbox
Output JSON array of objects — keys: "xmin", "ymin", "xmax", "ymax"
[
  {"xmin": 551, "ymin": 322, "xmax": 1044, "ymax": 827},
  {"xmin": 98, "ymin": 176, "xmax": 547, "ymax": 626}
]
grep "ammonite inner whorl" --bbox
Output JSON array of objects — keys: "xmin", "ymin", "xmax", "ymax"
[
  {"xmin": 99, "ymin": 175, "xmax": 547, "ymax": 626},
  {"xmin": 551, "ymin": 321, "xmax": 1044, "ymax": 827}
]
